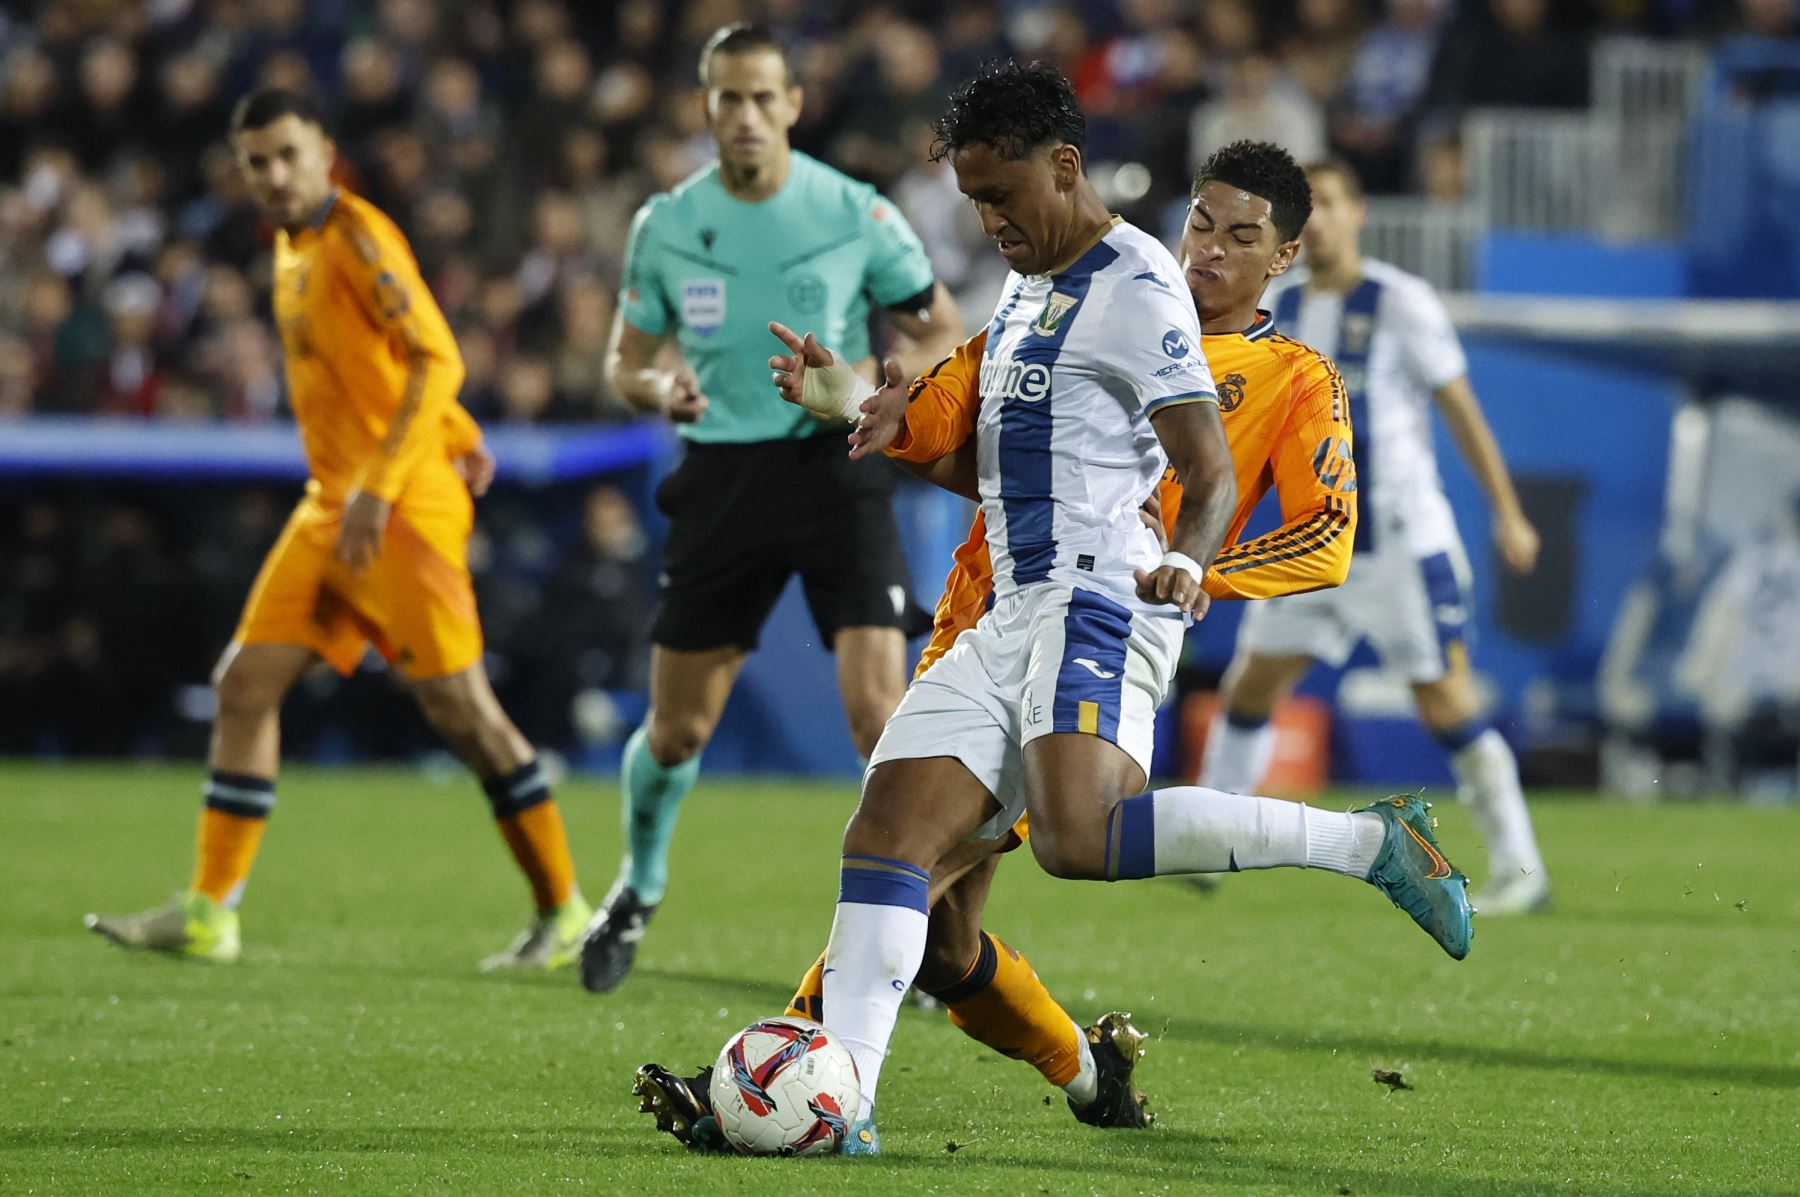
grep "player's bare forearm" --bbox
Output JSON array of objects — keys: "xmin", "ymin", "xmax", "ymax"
[
  {"xmin": 890, "ymin": 439, "xmax": 979, "ymax": 501},
  {"xmin": 1153, "ymin": 401, "xmax": 1236, "ymax": 571},
  {"xmin": 1436, "ymin": 376, "xmax": 1539, "ymax": 572},
  {"xmin": 1436, "ymin": 377, "xmax": 1522, "ymax": 520}
]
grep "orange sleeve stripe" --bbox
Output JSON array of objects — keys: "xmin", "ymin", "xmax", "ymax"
[
  {"xmin": 1213, "ymin": 491, "xmax": 1351, "ymax": 566},
  {"xmin": 1214, "ymin": 496, "xmax": 1334, "ymax": 559},
  {"xmin": 1214, "ymin": 510, "xmax": 1344, "ymax": 573},
  {"xmin": 1215, "ymin": 505, "xmax": 1351, "ymax": 575}
]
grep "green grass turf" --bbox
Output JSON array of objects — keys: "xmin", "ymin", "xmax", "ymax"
[{"xmin": 4, "ymin": 763, "xmax": 1798, "ymax": 1195}]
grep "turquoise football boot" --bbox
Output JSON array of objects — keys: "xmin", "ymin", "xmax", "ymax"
[
  {"xmin": 839, "ymin": 1117, "xmax": 880, "ymax": 1156},
  {"xmin": 1356, "ymin": 794, "xmax": 1474, "ymax": 960}
]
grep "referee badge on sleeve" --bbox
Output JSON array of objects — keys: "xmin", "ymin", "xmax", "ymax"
[{"xmin": 682, "ymin": 278, "xmax": 726, "ymax": 338}]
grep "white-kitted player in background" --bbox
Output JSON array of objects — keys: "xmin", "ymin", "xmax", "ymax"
[{"xmin": 1203, "ymin": 157, "xmax": 1550, "ymax": 915}]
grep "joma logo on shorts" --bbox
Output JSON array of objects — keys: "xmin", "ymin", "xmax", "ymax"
[{"xmin": 980, "ymin": 357, "xmax": 1051, "ymax": 403}]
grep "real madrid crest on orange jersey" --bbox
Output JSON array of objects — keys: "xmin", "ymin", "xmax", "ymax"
[{"xmin": 1218, "ymin": 372, "xmax": 1247, "ymax": 412}]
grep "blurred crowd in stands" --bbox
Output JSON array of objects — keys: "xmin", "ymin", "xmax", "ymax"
[
  {"xmin": 2, "ymin": 0, "xmax": 1792, "ymax": 423},
  {"xmin": 2, "ymin": 0, "xmax": 1795, "ymax": 759},
  {"xmin": 0, "ymin": 477, "xmax": 652, "ymax": 757}
]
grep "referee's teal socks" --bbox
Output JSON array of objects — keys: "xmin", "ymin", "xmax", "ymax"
[{"xmin": 617, "ymin": 725, "xmax": 700, "ymax": 905}]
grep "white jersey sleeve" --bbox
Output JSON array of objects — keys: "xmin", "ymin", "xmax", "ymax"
[
  {"xmin": 1390, "ymin": 276, "xmax": 1467, "ymax": 392},
  {"xmin": 1091, "ymin": 268, "xmax": 1216, "ymax": 418}
]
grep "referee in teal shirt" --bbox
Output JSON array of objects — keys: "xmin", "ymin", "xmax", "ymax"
[{"xmin": 582, "ymin": 23, "xmax": 965, "ymax": 992}]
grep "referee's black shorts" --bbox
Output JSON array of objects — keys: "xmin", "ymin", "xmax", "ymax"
[{"xmin": 649, "ymin": 433, "xmax": 929, "ymax": 653}]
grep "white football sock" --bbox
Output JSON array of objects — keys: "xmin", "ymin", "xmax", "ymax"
[
  {"xmin": 821, "ymin": 858, "xmax": 931, "ymax": 1122},
  {"xmin": 1199, "ymin": 712, "xmax": 1277, "ymax": 793},
  {"xmin": 1451, "ymin": 729, "xmax": 1546, "ymax": 880},
  {"xmin": 1062, "ymin": 1021, "xmax": 1098, "ymax": 1105},
  {"xmin": 1108, "ymin": 786, "xmax": 1386, "ymax": 879}
]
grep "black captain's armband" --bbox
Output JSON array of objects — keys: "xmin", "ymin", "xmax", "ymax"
[{"xmin": 885, "ymin": 282, "xmax": 938, "ymax": 319}]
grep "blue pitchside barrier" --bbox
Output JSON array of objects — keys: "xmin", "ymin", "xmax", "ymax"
[{"xmin": 0, "ymin": 416, "xmax": 672, "ymax": 484}]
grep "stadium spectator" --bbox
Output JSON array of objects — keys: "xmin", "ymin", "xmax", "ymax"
[
  {"xmin": 1334, "ymin": 0, "xmax": 1450, "ymax": 193},
  {"xmin": 1280, "ymin": 0, "xmax": 1366, "ymax": 107},
  {"xmin": 1190, "ymin": 51, "xmax": 1327, "ymax": 175},
  {"xmin": 1426, "ymin": 0, "xmax": 1592, "ymax": 114},
  {"xmin": 1723, "ymin": 0, "xmax": 1798, "ymax": 38}
]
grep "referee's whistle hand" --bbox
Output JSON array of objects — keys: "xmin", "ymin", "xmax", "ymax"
[{"xmin": 661, "ymin": 367, "xmax": 708, "ymax": 424}]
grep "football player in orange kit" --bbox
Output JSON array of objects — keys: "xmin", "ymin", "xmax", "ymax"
[
  {"xmin": 86, "ymin": 90, "xmax": 591, "ymax": 969},
  {"xmin": 634, "ymin": 141, "xmax": 1364, "ymax": 1148}
]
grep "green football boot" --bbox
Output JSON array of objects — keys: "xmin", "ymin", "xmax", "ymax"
[
  {"xmin": 480, "ymin": 894, "xmax": 595, "ymax": 972},
  {"xmin": 1356, "ymin": 794, "xmax": 1474, "ymax": 960},
  {"xmin": 85, "ymin": 891, "xmax": 241, "ymax": 962}
]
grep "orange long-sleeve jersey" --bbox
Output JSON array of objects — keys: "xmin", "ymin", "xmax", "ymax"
[
  {"xmin": 272, "ymin": 190, "xmax": 474, "ymax": 506},
  {"xmin": 895, "ymin": 313, "xmax": 1357, "ymax": 675}
]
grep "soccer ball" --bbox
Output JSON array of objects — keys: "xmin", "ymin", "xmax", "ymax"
[{"xmin": 707, "ymin": 1016, "xmax": 862, "ymax": 1157}]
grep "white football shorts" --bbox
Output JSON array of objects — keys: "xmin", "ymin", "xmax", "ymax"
[
  {"xmin": 1235, "ymin": 531, "xmax": 1474, "ymax": 684},
  {"xmin": 866, "ymin": 582, "xmax": 1184, "ymax": 841}
]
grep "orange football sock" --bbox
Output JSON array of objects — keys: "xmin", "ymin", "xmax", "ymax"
[
  {"xmin": 191, "ymin": 771, "xmax": 276, "ymax": 907},
  {"xmin": 786, "ymin": 951, "xmax": 827, "ymax": 1022},
  {"xmin": 938, "ymin": 932, "xmax": 1084, "ymax": 1088},
  {"xmin": 793, "ymin": 933, "xmax": 1083, "ymax": 1087},
  {"xmin": 484, "ymin": 760, "xmax": 578, "ymax": 912},
  {"xmin": 497, "ymin": 801, "xmax": 578, "ymax": 911}
]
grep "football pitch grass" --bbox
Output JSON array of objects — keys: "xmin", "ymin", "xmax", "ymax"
[{"xmin": 5, "ymin": 763, "xmax": 1797, "ymax": 1195}]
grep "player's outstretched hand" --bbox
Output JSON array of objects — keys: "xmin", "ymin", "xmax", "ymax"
[
  {"xmin": 457, "ymin": 442, "xmax": 496, "ymax": 498},
  {"xmin": 1134, "ymin": 563, "xmax": 1211, "ymax": 620},
  {"xmin": 661, "ymin": 365, "xmax": 709, "ymax": 424},
  {"xmin": 768, "ymin": 321, "xmax": 833, "ymax": 408},
  {"xmin": 1494, "ymin": 509, "xmax": 1540, "ymax": 575},
  {"xmin": 847, "ymin": 359, "xmax": 909, "ymax": 460},
  {"xmin": 337, "ymin": 490, "xmax": 392, "ymax": 573}
]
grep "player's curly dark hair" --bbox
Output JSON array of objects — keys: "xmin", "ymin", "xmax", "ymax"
[
  {"xmin": 929, "ymin": 60, "xmax": 1086, "ymax": 163},
  {"xmin": 1191, "ymin": 140, "xmax": 1313, "ymax": 242}
]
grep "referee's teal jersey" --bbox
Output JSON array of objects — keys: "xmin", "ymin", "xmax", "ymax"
[{"xmin": 619, "ymin": 152, "xmax": 937, "ymax": 444}]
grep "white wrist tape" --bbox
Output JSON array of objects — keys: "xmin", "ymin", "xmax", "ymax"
[
  {"xmin": 799, "ymin": 353, "xmax": 878, "ymax": 422},
  {"xmin": 1160, "ymin": 551, "xmax": 1205, "ymax": 586}
]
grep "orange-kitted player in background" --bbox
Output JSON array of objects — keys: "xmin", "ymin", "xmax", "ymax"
[{"xmin": 87, "ymin": 89, "xmax": 592, "ymax": 970}]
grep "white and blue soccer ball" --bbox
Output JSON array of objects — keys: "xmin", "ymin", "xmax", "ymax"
[{"xmin": 707, "ymin": 1016, "xmax": 862, "ymax": 1157}]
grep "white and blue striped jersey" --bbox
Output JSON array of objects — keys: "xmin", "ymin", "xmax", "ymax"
[
  {"xmin": 1264, "ymin": 258, "xmax": 1466, "ymax": 556},
  {"xmin": 977, "ymin": 219, "xmax": 1215, "ymax": 604}
]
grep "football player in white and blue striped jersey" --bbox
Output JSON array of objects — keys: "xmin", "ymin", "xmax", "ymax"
[{"xmin": 771, "ymin": 64, "xmax": 1472, "ymax": 1152}]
